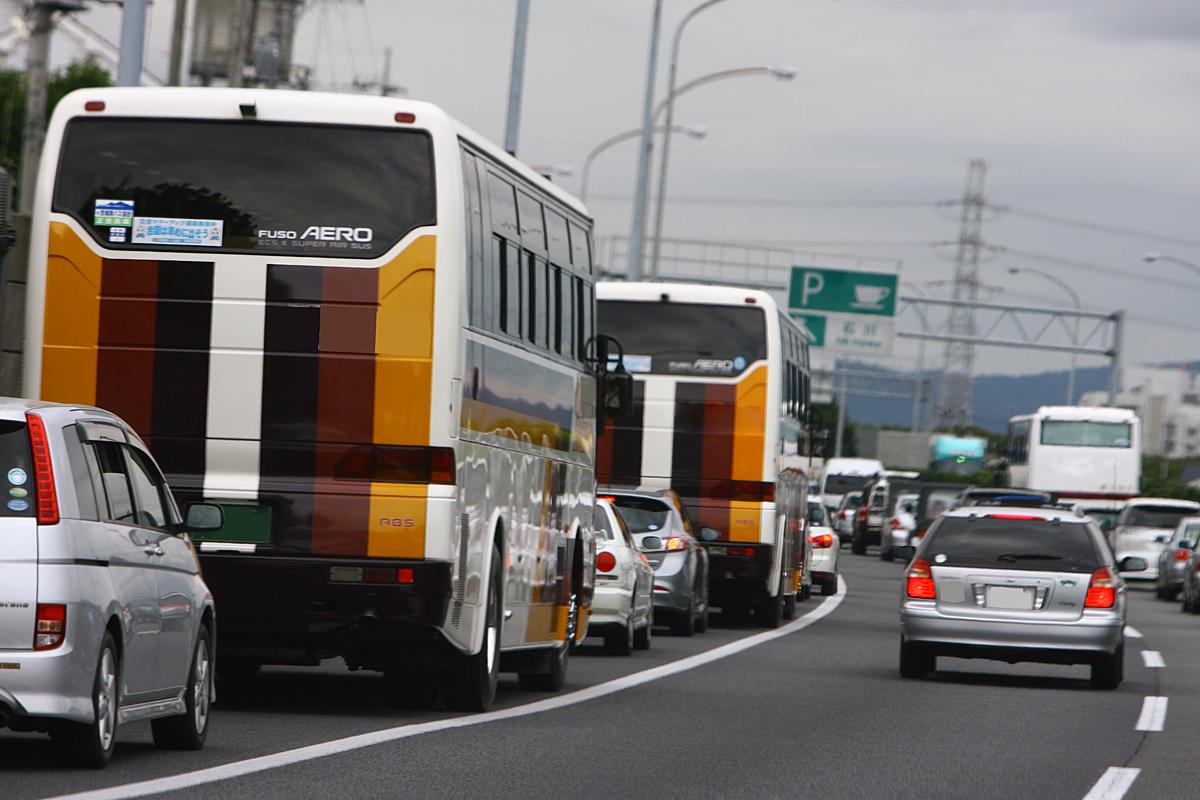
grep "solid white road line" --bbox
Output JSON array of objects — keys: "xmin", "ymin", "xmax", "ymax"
[
  {"xmin": 1135, "ymin": 696, "xmax": 1168, "ymax": 732},
  {"xmin": 1082, "ymin": 767, "xmax": 1140, "ymax": 800},
  {"xmin": 1124, "ymin": 626, "xmax": 1143, "ymax": 639},
  {"xmin": 44, "ymin": 577, "xmax": 848, "ymax": 800},
  {"xmin": 1141, "ymin": 650, "xmax": 1165, "ymax": 668}
]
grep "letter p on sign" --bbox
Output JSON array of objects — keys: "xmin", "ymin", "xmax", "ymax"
[{"xmin": 801, "ymin": 272, "xmax": 824, "ymax": 307}]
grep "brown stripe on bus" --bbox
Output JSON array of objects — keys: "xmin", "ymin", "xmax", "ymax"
[{"xmin": 96, "ymin": 258, "xmax": 159, "ymax": 435}]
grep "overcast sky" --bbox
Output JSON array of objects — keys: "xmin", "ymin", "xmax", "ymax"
[{"xmin": 15, "ymin": 0, "xmax": 1200, "ymax": 380}]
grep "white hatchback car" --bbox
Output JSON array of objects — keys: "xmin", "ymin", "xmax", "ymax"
[
  {"xmin": 0, "ymin": 401, "xmax": 222, "ymax": 767},
  {"xmin": 588, "ymin": 500, "xmax": 654, "ymax": 654},
  {"xmin": 806, "ymin": 497, "xmax": 839, "ymax": 595}
]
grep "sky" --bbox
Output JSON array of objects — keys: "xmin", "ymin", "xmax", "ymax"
[{"xmin": 8, "ymin": 0, "xmax": 1200, "ymax": 381}]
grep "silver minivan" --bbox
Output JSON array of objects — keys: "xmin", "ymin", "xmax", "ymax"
[{"xmin": 0, "ymin": 401, "xmax": 222, "ymax": 766}]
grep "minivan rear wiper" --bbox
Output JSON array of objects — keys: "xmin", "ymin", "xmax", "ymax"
[{"xmin": 996, "ymin": 553, "xmax": 1064, "ymax": 563}]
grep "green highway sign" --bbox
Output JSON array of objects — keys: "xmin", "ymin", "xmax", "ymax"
[
  {"xmin": 788, "ymin": 267, "xmax": 897, "ymax": 318},
  {"xmin": 790, "ymin": 313, "xmax": 827, "ymax": 347}
]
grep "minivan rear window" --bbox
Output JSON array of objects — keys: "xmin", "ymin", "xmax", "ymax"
[
  {"xmin": 0, "ymin": 421, "xmax": 35, "ymax": 518},
  {"xmin": 922, "ymin": 517, "xmax": 1101, "ymax": 573},
  {"xmin": 1119, "ymin": 506, "xmax": 1197, "ymax": 530}
]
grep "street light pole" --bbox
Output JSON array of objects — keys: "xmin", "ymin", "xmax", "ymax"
[
  {"xmin": 626, "ymin": 0, "xmax": 664, "ymax": 281},
  {"xmin": 116, "ymin": 0, "xmax": 148, "ymax": 86},
  {"xmin": 504, "ymin": 0, "xmax": 532, "ymax": 156},
  {"xmin": 1008, "ymin": 267, "xmax": 1080, "ymax": 404},
  {"xmin": 579, "ymin": 124, "xmax": 707, "ymax": 205},
  {"xmin": 1144, "ymin": 252, "xmax": 1200, "ymax": 278}
]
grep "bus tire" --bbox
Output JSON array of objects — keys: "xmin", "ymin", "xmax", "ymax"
[
  {"xmin": 759, "ymin": 587, "xmax": 784, "ymax": 629},
  {"xmin": 783, "ymin": 593, "xmax": 797, "ymax": 620},
  {"xmin": 519, "ymin": 548, "xmax": 579, "ymax": 692},
  {"xmin": 443, "ymin": 548, "xmax": 502, "ymax": 711}
]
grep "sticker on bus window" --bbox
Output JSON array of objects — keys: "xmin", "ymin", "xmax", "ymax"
[
  {"xmin": 132, "ymin": 217, "xmax": 223, "ymax": 247},
  {"xmin": 108, "ymin": 227, "xmax": 127, "ymax": 243},
  {"xmin": 93, "ymin": 199, "xmax": 134, "ymax": 227}
]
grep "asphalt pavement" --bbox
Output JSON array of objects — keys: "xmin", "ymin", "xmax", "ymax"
[{"xmin": 3, "ymin": 551, "xmax": 1195, "ymax": 800}]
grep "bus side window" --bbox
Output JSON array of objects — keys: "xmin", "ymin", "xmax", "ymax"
[
  {"xmin": 557, "ymin": 266, "xmax": 574, "ymax": 358},
  {"xmin": 486, "ymin": 173, "xmax": 518, "ymax": 334},
  {"xmin": 505, "ymin": 241, "xmax": 522, "ymax": 336},
  {"xmin": 575, "ymin": 277, "xmax": 591, "ymax": 363},
  {"xmin": 461, "ymin": 152, "xmax": 485, "ymax": 328},
  {"xmin": 518, "ymin": 192, "xmax": 546, "ymax": 254},
  {"xmin": 547, "ymin": 210, "xmax": 571, "ymax": 265},
  {"xmin": 544, "ymin": 259, "xmax": 555, "ymax": 354},
  {"xmin": 526, "ymin": 251, "xmax": 537, "ymax": 344},
  {"xmin": 569, "ymin": 222, "xmax": 592, "ymax": 274}
]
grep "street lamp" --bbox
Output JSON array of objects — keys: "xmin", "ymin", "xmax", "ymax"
[
  {"xmin": 648, "ymin": 64, "xmax": 795, "ymax": 277},
  {"xmin": 530, "ymin": 164, "xmax": 575, "ymax": 180},
  {"xmin": 1144, "ymin": 252, "xmax": 1200, "ymax": 278},
  {"xmin": 1009, "ymin": 267, "xmax": 1081, "ymax": 404},
  {"xmin": 579, "ymin": 124, "xmax": 708, "ymax": 205}
]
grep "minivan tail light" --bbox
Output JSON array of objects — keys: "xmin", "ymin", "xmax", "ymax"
[
  {"xmin": 1084, "ymin": 567, "xmax": 1116, "ymax": 608},
  {"xmin": 906, "ymin": 557, "xmax": 936, "ymax": 599},
  {"xmin": 34, "ymin": 604, "xmax": 66, "ymax": 650},
  {"xmin": 26, "ymin": 412, "xmax": 59, "ymax": 525}
]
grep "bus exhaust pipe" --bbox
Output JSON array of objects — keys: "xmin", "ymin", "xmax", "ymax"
[{"xmin": 358, "ymin": 608, "xmax": 381, "ymax": 628}]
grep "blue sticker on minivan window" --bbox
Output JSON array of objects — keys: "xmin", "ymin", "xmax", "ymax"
[
  {"xmin": 7, "ymin": 468, "xmax": 26, "ymax": 486},
  {"xmin": 7, "ymin": 499, "xmax": 29, "ymax": 512}
]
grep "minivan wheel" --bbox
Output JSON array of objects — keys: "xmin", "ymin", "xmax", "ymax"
[
  {"xmin": 444, "ymin": 548, "xmax": 503, "ymax": 710},
  {"xmin": 53, "ymin": 632, "xmax": 119, "ymax": 768},
  {"xmin": 899, "ymin": 637, "xmax": 934, "ymax": 679},
  {"xmin": 1091, "ymin": 642, "xmax": 1123, "ymax": 690},
  {"xmin": 152, "ymin": 624, "xmax": 212, "ymax": 750}
]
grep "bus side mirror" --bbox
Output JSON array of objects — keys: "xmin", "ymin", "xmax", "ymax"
[
  {"xmin": 604, "ymin": 367, "xmax": 634, "ymax": 419},
  {"xmin": 588, "ymin": 334, "xmax": 635, "ymax": 435}
]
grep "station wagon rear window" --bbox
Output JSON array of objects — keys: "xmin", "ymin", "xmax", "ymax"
[
  {"xmin": 922, "ymin": 517, "xmax": 1101, "ymax": 572},
  {"xmin": 53, "ymin": 118, "xmax": 436, "ymax": 258},
  {"xmin": 0, "ymin": 421, "xmax": 35, "ymax": 518},
  {"xmin": 608, "ymin": 496, "xmax": 673, "ymax": 533},
  {"xmin": 597, "ymin": 301, "xmax": 766, "ymax": 377}
]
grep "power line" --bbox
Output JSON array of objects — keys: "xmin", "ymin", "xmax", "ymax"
[
  {"xmin": 988, "ymin": 203, "xmax": 1200, "ymax": 249},
  {"xmin": 991, "ymin": 244, "xmax": 1200, "ymax": 297},
  {"xmin": 585, "ymin": 192, "xmax": 941, "ymax": 209}
]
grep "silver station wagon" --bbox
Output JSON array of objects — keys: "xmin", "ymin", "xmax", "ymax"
[
  {"xmin": 897, "ymin": 505, "xmax": 1142, "ymax": 690},
  {"xmin": 0, "ymin": 401, "xmax": 222, "ymax": 767}
]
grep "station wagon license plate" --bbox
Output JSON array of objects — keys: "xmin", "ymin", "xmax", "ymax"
[{"xmin": 986, "ymin": 585, "xmax": 1034, "ymax": 610}]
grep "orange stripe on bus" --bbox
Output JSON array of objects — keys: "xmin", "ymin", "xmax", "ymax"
[
  {"xmin": 41, "ymin": 223, "xmax": 103, "ymax": 404},
  {"xmin": 728, "ymin": 365, "xmax": 768, "ymax": 541}
]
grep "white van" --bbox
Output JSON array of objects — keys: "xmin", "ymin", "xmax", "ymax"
[{"xmin": 820, "ymin": 458, "xmax": 884, "ymax": 516}]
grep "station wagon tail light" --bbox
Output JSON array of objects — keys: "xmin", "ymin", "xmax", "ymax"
[
  {"xmin": 906, "ymin": 558, "xmax": 936, "ymax": 599},
  {"xmin": 664, "ymin": 536, "xmax": 689, "ymax": 551},
  {"xmin": 1175, "ymin": 549, "xmax": 1190, "ymax": 561},
  {"xmin": 810, "ymin": 533, "xmax": 834, "ymax": 549},
  {"xmin": 34, "ymin": 604, "xmax": 66, "ymax": 650},
  {"xmin": 25, "ymin": 412, "xmax": 59, "ymax": 525},
  {"xmin": 596, "ymin": 551, "xmax": 617, "ymax": 573},
  {"xmin": 1084, "ymin": 567, "xmax": 1116, "ymax": 608}
]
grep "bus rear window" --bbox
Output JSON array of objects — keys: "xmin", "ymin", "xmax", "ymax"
[
  {"xmin": 1040, "ymin": 420, "xmax": 1131, "ymax": 448},
  {"xmin": 52, "ymin": 118, "xmax": 435, "ymax": 259},
  {"xmin": 597, "ymin": 300, "xmax": 766, "ymax": 377}
]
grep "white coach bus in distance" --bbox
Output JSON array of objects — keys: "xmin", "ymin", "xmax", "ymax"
[
  {"xmin": 1006, "ymin": 406, "xmax": 1141, "ymax": 510},
  {"xmin": 25, "ymin": 87, "xmax": 632, "ymax": 711}
]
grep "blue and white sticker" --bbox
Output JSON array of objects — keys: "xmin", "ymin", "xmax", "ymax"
[
  {"xmin": 934, "ymin": 553, "xmax": 948, "ymax": 564},
  {"xmin": 732, "ymin": 356, "xmax": 747, "ymax": 371},
  {"xmin": 108, "ymin": 227, "xmax": 128, "ymax": 243},
  {"xmin": 610, "ymin": 354, "xmax": 652, "ymax": 374},
  {"xmin": 7, "ymin": 499, "xmax": 29, "ymax": 512},
  {"xmin": 94, "ymin": 199, "xmax": 135, "ymax": 227},
  {"xmin": 132, "ymin": 216, "xmax": 223, "ymax": 247},
  {"xmin": 7, "ymin": 468, "xmax": 27, "ymax": 486}
]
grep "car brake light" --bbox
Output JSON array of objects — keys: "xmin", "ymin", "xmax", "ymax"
[
  {"xmin": 26, "ymin": 412, "xmax": 59, "ymax": 525},
  {"xmin": 986, "ymin": 514, "xmax": 1042, "ymax": 521},
  {"xmin": 890, "ymin": 518, "xmax": 903, "ymax": 530},
  {"xmin": 596, "ymin": 551, "xmax": 617, "ymax": 573},
  {"xmin": 34, "ymin": 604, "xmax": 66, "ymax": 650},
  {"xmin": 597, "ymin": 495, "xmax": 618, "ymax": 503},
  {"xmin": 664, "ymin": 536, "xmax": 689, "ymax": 551},
  {"xmin": 809, "ymin": 533, "xmax": 833, "ymax": 549},
  {"xmin": 906, "ymin": 557, "xmax": 936, "ymax": 599},
  {"xmin": 1084, "ymin": 567, "xmax": 1116, "ymax": 608},
  {"xmin": 1174, "ymin": 549, "xmax": 1190, "ymax": 561},
  {"xmin": 857, "ymin": 507, "xmax": 867, "ymax": 521}
]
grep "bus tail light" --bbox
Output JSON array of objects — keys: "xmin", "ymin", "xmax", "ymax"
[
  {"xmin": 1085, "ymin": 567, "xmax": 1116, "ymax": 608},
  {"xmin": 26, "ymin": 412, "xmax": 59, "ymax": 525},
  {"xmin": 596, "ymin": 551, "xmax": 617, "ymax": 573},
  {"xmin": 34, "ymin": 604, "xmax": 66, "ymax": 650},
  {"xmin": 84, "ymin": 100, "xmax": 106, "ymax": 112},
  {"xmin": 395, "ymin": 111, "xmax": 416, "ymax": 123},
  {"xmin": 726, "ymin": 546, "xmax": 755, "ymax": 557},
  {"xmin": 906, "ymin": 558, "xmax": 936, "ymax": 599},
  {"xmin": 333, "ymin": 445, "xmax": 456, "ymax": 485}
]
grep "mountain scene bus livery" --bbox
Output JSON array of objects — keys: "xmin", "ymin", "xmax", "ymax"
[
  {"xmin": 595, "ymin": 283, "xmax": 811, "ymax": 626},
  {"xmin": 25, "ymin": 88, "xmax": 627, "ymax": 711},
  {"xmin": 1006, "ymin": 406, "xmax": 1141, "ymax": 510}
]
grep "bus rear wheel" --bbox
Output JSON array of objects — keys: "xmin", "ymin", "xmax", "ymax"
[{"xmin": 443, "ymin": 548, "xmax": 502, "ymax": 711}]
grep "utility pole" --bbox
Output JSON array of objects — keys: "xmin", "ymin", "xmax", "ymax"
[
  {"xmin": 379, "ymin": 46, "xmax": 392, "ymax": 96},
  {"xmin": 626, "ymin": 0, "xmax": 664, "ymax": 281},
  {"xmin": 226, "ymin": 0, "xmax": 251, "ymax": 87},
  {"xmin": 834, "ymin": 368, "xmax": 848, "ymax": 457},
  {"xmin": 503, "ymin": 0, "xmax": 531, "ymax": 156},
  {"xmin": 17, "ymin": 2, "xmax": 56, "ymax": 215},
  {"xmin": 116, "ymin": 0, "xmax": 148, "ymax": 86},
  {"xmin": 167, "ymin": 0, "xmax": 189, "ymax": 85},
  {"xmin": 934, "ymin": 159, "xmax": 987, "ymax": 428}
]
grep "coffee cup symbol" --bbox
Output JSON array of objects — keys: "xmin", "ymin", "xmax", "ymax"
[{"xmin": 852, "ymin": 284, "xmax": 890, "ymax": 310}]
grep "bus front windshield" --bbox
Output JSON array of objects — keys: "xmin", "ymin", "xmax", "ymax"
[
  {"xmin": 52, "ymin": 118, "xmax": 436, "ymax": 259},
  {"xmin": 597, "ymin": 300, "xmax": 766, "ymax": 377}
]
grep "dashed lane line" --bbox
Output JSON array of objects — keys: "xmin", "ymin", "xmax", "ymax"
[
  {"xmin": 1135, "ymin": 696, "xmax": 1168, "ymax": 732},
  {"xmin": 42, "ymin": 577, "xmax": 848, "ymax": 800},
  {"xmin": 1141, "ymin": 650, "xmax": 1165, "ymax": 668},
  {"xmin": 1125, "ymin": 626, "xmax": 1143, "ymax": 639},
  {"xmin": 1082, "ymin": 767, "xmax": 1140, "ymax": 800}
]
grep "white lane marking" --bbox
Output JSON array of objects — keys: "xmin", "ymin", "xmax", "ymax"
[
  {"xmin": 1135, "ymin": 696, "xmax": 1168, "ymax": 732},
  {"xmin": 1141, "ymin": 650, "xmax": 1165, "ymax": 668},
  {"xmin": 1124, "ymin": 626, "xmax": 1143, "ymax": 639},
  {"xmin": 1082, "ymin": 767, "xmax": 1140, "ymax": 800},
  {"xmin": 44, "ymin": 576, "xmax": 848, "ymax": 800}
]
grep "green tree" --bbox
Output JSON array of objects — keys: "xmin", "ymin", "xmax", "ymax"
[{"xmin": 0, "ymin": 56, "xmax": 112, "ymax": 202}]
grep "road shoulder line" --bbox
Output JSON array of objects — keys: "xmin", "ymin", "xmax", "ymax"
[
  {"xmin": 1082, "ymin": 767, "xmax": 1140, "ymax": 800},
  {"xmin": 1135, "ymin": 696, "xmax": 1167, "ymax": 732}
]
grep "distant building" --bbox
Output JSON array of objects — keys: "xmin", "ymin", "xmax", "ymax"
[{"xmin": 1080, "ymin": 364, "xmax": 1200, "ymax": 458}]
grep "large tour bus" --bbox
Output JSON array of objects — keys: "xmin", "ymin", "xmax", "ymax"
[
  {"xmin": 1006, "ymin": 406, "xmax": 1141, "ymax": 513},
  {"xmin": 595, "ymin": 282, "xmax": 811, "ymax": 626},
  {"xmin": 25, "ymin": 88, "xmax": 627, "ymax": 711}
]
